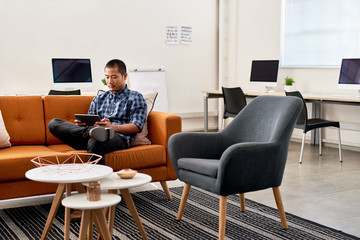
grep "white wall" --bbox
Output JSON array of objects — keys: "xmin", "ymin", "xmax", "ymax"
[
  {"xmin": 0, "ymin": 0, "xmax": 218, "ymax": 122},
  {"xmin": 229, "ymin": 0, "xmax": 360, "ymax": 148}
]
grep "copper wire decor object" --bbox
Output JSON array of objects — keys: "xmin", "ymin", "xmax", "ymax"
[{"xmin": 30, "ymin": 153, "xmax": 102, "ymax": 174}]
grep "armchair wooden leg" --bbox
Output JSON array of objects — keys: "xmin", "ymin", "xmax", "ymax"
[
  {"xmin": 160, "ymin": 181, "xmax": 172, "ymax": 200},
  {"xmin": 239, "ymin": 193, "xmax": 245, "ymax": 212},
  {"xmin": 177, "ymin": 184, "xmax": 191, "ymax": 220},
  {"xmin": 272, "ymin": 187, "xmax": 288, "ymax": 229},
  {"xmin": 219, "ymin": 196, "xmax": 227, "ymax": 240}
]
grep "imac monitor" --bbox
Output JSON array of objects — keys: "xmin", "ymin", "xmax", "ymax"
[
  {"xmin": 249, "ymin": 60, "xmax": 279, "ymax": 92},
  {"xmin": 338, "ymin": 58, "xmax": 360, "ymax": 96},
  {"xmin": 52, "ymin": 58, "xmax": 92, "ymax": 88}
]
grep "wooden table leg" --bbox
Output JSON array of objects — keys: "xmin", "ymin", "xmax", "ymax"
[
  {"xmin": 87, "ymin": 211, "xmax": 94, "ymax": 240},
  {"xmin": 94, "ymin": 209, "xmax": 112, "ymax": 240},
  {"xmin": 41, "ymin": 183, "xmax": 66, "ymax": 240},
  {"xmin": 64, "ymin": 183, "xmax": 72, "ymax": 240},
  {"xmin": 79, "ymin": 210, "xmax": 91, "ymax": 240},
  {"xmin": 74, "ymin": 182, "xmax": 86, "ymax": 193},
  {"xmin": 120, "ymin": 189, "xmax": 148, "ymax": 240}
]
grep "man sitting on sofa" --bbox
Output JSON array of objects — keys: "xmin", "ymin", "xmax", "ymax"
[{"xmin": 48, "ymin": 59, "xmax": 147, "ymax": 165}]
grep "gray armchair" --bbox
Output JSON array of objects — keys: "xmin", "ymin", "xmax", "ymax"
[{"xmin": 168, "ymin": 95, "xmax": 303, "ymax": 239}]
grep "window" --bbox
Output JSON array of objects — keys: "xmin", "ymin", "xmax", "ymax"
[{"xmin": 282, "ymin": 0, "xmax": 360, "ymax": 67}]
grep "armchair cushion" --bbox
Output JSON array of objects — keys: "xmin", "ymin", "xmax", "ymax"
[{"xmin": 178, "ymin": 158, "xmax": 219, "ymax": 178}]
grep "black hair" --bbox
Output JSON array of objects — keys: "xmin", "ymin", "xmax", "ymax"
[{"xmin": 105, "ymin": 59, "xmax": 127, "ymax": 75}]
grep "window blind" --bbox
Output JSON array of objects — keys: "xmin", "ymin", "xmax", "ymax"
[{"xmin": 282, "ymin": 0, "xmax": 360, "ymax": 67}]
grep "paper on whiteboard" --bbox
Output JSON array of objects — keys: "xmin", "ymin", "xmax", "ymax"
[{"xmin": 129, "ymin": 71, "xmax": 169, "ymax": 112}]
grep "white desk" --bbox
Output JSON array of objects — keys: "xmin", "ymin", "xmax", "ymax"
[
  {"xmin": 202, "ymin": 90, "xmax": 360, "ymax": 143},
  {"xmin": 26, "ymin": 164, "xmax": 113, "ymax": 240}
]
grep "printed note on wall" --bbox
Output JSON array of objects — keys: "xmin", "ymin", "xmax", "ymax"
[
  {"xmin": 165, "ymin": 25, "xmax": 178, "ymax": 45},
  {"xmin": 181, "ymin": 26, "xmax": 192, "ymax": 45}
]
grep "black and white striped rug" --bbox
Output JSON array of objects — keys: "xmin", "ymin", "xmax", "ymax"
[{"xmin": 0, "ymin": 187, "xmax": 358, "ymax": 240}]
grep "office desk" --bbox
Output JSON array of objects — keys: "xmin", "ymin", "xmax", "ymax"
[
  {"xmin": 202, "ymin": 90, "xmax": 284, "ymax": 132},
  {"xmin": 202, "ymin": 90, "xmax": 360, "ymax": 141}
]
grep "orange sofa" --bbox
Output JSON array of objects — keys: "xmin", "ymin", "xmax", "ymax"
[{"xmin": 0, "ymin": 95, "xmax": 181, "ymax": 201}]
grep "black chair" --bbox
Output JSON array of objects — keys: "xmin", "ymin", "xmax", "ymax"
[
  {"xmin": 222, "ymin": 87, "xmax": 247, "ymax": 119},
  {"xmin": 285, "ymin": 91, "xmax": 342, "ymax": 163},
  {"xmin": 48, "ymin": 89, "xmax": 81, "ymax": 95},
  {"xmin": 97, "ymin": 89, "xmax": 106, "ymax": 95},
  {"xmin": 168, "ymin": 95, "xmax": 303, "ymax": 239}
]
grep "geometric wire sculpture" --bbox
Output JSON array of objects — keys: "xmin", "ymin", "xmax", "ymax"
[{"xmin": 30, "ymin": 153, "xmax": 102, "ymax": 175}]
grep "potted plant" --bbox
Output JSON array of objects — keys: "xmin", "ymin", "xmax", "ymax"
[
  {"xmin": 284, "ymin": 76, "xmax": 295, "ymax": 91},
  {"xmin": 101, "ymin": 78, "xmax": 107, "ymax": 86}
]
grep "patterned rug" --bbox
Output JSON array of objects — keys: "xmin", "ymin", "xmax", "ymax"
[{"xmin": 0, "ymin": 186, "xmax": 359, "ymax": 240}]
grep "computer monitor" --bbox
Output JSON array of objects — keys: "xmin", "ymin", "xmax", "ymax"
[
  {"xmin": 52, "ymin": 58, "xmax": 92, "ymax": 89},
  {"xmin": 338, "ymin": 58, "xmax": 360, "ymax": 97},
  {"xmin": 249, "ymin": 60, "xmax": 279, "ymax": 92}
]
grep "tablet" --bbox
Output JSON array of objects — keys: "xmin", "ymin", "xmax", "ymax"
[{"xmin": 74, "ymin": 114, "xmax": 101, "ymax": 126}]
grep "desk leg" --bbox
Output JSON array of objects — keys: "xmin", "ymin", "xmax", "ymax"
[
  {"xmin": 120, "ymin": 189, "xmax": 148, "ymax": 240},
  {"xmin": 41, "ymin": 183, "xmax": 66, "ymax": 240},
  {"xmin": 311, "ymin": 101, "xmax": 322, "ymax": 145},
  {"xmin": 64, "ymin": 184, "xmax": 72, "ymax": 240},
  {"xmin": 204, "ymin": 95, "xmax": 209, "ymax": 132}
]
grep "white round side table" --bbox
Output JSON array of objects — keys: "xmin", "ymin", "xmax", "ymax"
[
  {"xmin": 62, "ymin": 193, "xmax": 121, "ymax": 240},
  {"xmin": 96, "ymin": 173, "xmax": 152, "ymax": 240}
]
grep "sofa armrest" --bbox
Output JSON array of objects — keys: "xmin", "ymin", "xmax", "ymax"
[
  {"xmin": 147, "ymin": 111, "xmax": 182, "ymax": 146},
  {"xmin": 147, "ymin": 111, "xmax": 182, "ymax": 179}
]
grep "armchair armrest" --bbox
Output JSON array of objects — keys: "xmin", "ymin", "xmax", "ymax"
[
  {"xmin": 216, "ymin": 142, "xmax": 284, "ymax": 196},
  {"xmin": 168, "ymin": 132, "xmax": 225, "ymax": 173}
]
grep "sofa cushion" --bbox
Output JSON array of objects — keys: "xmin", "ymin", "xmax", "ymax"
[
  {"xmin": 43, "ymin": 95, "xmax": 94, "ymax": 144},
  {"xmin": 46, "ymin": 143, "xmax": 76, "ymax": 152},
  {"xmin": 0, "ymin": 110, "xmax": 11, "ymax": 148},
  {"xmin": 0, "ymin": 96, "xmax": 45, "ymax": 145},
  {"xmin": 105, "ymin": 144, "xmax": 166, "ymax": 171},
  {"xmin": 0, "ymin": 145, "xmax": 61, "ymax": 182},
  {"xmin": 131, "ymin": 91, "xmax": 158, "ymax": 146}
]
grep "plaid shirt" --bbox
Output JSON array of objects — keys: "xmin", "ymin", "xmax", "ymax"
[{"xmin": 88, "ymin": 85, "xmax": 147, "ymax": 141}]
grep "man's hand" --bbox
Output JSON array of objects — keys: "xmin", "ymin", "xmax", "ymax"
[
  {"xmin": 74, "ymin": 119, "xmax": 87, "ymax": 126},
  {"xmin": 94, "ymin": 118, "xmax": 112, "ymax": 128}
]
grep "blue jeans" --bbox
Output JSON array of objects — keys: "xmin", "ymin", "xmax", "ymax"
[{"xmin": 48, "ymin": 118, "xmax": 129, "ymax": 165}]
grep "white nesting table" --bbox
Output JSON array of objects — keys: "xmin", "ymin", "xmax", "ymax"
[
  {"xmin": 62, "ymin": 193, "xmax": 121, "ymax": 240},
  {"xmin": 96, "ymin": 173, "xmax": 152, "ymax": 240},
  {"xmin": 26, "ymin": 164, "xmax": 113, "ymax": 240}
]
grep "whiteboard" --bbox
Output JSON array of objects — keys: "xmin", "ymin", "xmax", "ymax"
[{"xmin": 128, "ymin": 71, "xmax": 169, "ymax": 112}]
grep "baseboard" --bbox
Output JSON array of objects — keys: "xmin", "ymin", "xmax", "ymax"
[{"xmin": 0, "ymin": 193, "xmax": 55, "ymax": 210}]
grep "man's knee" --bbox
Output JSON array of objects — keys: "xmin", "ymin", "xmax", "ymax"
[{"xmin": 48, "ymin": 118, "xmax": 62, "ymax": 132}]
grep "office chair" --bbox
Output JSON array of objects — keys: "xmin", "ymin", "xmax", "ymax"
[
  {"xmin": 221, "ymin": 87, "xmax": 247, "ymax": 128},
  {"xmin": 48, "ymin": 89, "xmax": 81, "ymax": 95},
  {"xmin": 285, "ymin": 91, "xmax": 342, "ymax": 163},
  {"xmin": 169, "ymin": 95, "xmax": 303, "ymax": 239}
]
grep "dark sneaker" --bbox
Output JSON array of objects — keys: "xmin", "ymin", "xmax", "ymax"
[{"xmin": 89, "ymin": 127, "xmax": 114, "ymax": 142}]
